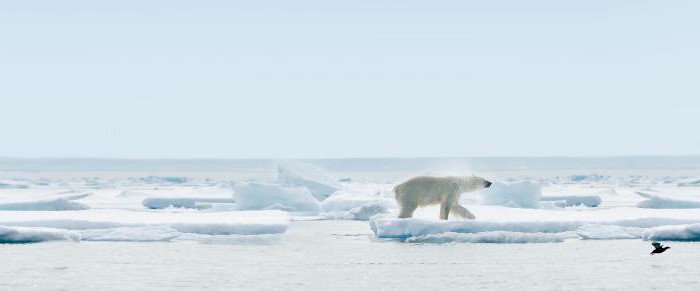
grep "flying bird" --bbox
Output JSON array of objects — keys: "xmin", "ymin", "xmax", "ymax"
[{"xmin": 650, "ymin": 242, "xmax": 670, "ymax": 255}]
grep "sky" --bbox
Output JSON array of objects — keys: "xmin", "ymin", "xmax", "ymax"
[{"xmin": 0, "ymin": 0, "xmax": 698, "ymax": 159}]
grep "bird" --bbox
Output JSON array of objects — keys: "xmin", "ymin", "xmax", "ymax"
[{"xmin": 650, "ymin": 242, "xmax": 670, "ymax": 255}]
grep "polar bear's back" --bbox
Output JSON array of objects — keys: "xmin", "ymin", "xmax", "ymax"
[{"xmin": 394, "ymin": 176, "xmax": 455, "ymax": 206}]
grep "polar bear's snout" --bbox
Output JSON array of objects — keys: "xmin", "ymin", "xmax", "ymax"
[{"xmin": 484, "ymin": 180, "xmax": 492, "ymax": 188}]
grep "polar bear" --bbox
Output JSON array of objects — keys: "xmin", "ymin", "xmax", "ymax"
[{"xmin": 393, "ymin": 176, "xmax": 491, "ymax": 220}]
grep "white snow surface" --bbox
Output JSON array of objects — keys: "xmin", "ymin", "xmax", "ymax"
[
  {"xmin": 233, "ymin": 182, "xmax": 322, "ymax": 214},
  {"xmin": 277, "ymin": 161, "xmax": 342, "ymax": 200}
]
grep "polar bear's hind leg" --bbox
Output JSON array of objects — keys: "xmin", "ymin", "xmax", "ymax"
[{"xmin": 451, "ymin": 204, "xmax": 476, "ymax": 220}]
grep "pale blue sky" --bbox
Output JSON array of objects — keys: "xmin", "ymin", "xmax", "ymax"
[{"xmin": 1, "ymin": 1, "xmax": 698, "ymax": 158}]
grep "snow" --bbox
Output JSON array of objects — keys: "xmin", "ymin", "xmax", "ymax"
[
  {"xmin": 0, "ymin": 210, "xmax": 290, "ymax": 235},
  {"xmin": 540, "ymin": 195, "xmax": 602, "ymax": 207},
  {"xmin": 233, "ymin": 182, "xmax": 321, "ymax": 214},
  {"xmin": 142, "ymin": 197, "xmax": 236, "ymax": 209},
  {"xmin": 0, "ymin": 192, "xmax": 91, "ymax": 211},
  {"xmin": 277, "ymin": 161, "xmax": 342, "ymax": 200},
  {"xmin": 0, "ymin": 226, "xmax": 79, "ymax": 243},
  {"xmin": 481, "ymin": 181, "xmax": 541, "ymax": 208},
  {"xmin": 636, "ymin": 191, "xmax": 700, "ymax": 209}
]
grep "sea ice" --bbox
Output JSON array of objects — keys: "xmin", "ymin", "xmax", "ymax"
[
  {"xmin": 321, "ymin": 191, "xmax": 395, "ymax": 212},
  {"xmin": 79, "ymin": 226, "xmax": 180, "ymax": 242},
  {"xmin": 404, "ymin": 231, "xmax": 575, "ymax": 244},
  {"xmin": 540, "ymin": 195, "xmax": 602, "ymax": 207},
  {"xmin": 0, "ymin": 181, "xmax": 29, "ymax": 189},
  {"xmin": 0, "ymin": 225, "xmax": 79, "ymax": 243},
  {"xmin": 277, "ymin": 161, "xmax": 342, "ymax": 201},
  {"xmin": 0, "ymin": 209, "xmax": 290, "ymax": 235},
  {"xmin": 0, "ymin": 192, "xmax": 91, "ymax": 211},
  {"xmin": 142, "ymin": 197, "xmax": 236, "ymax": 209},
  {"xmin": 481, "ymin": 181, "xmax": 541, "ymax": 208},
  {"xmin": 643, "ymin": 224, "xmax": 700, "ymax": 241},
  {"xmin": 233, "ymin": 182, "xmax": 321, "ymax": 214},
  {"xmin": 635, "ymin": 191, "xmax": 700, "ymax": 209}
]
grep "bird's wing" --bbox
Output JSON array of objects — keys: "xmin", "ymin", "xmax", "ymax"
[{"xmin": 652, "ymin": 242, "xmax": 661, "ymax": 248}]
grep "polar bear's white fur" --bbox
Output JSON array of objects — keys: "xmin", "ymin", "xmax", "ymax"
[{"xmin": 393, "ymin": 176, "xmax": 491, "ymax": 220}]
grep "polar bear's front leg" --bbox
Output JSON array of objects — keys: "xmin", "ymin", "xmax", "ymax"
[
  {"xmin": 451, "ymin": 203, "xmax": 476, "ymax": 220},
  {"xmin": 440, "ymin": 194, "xmax": 454, "ymax": 220}
]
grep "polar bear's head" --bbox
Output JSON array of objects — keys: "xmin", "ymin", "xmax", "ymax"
[{"xmin": 454, "ymin": 176, "xmax": 492, "ymax": 192}]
